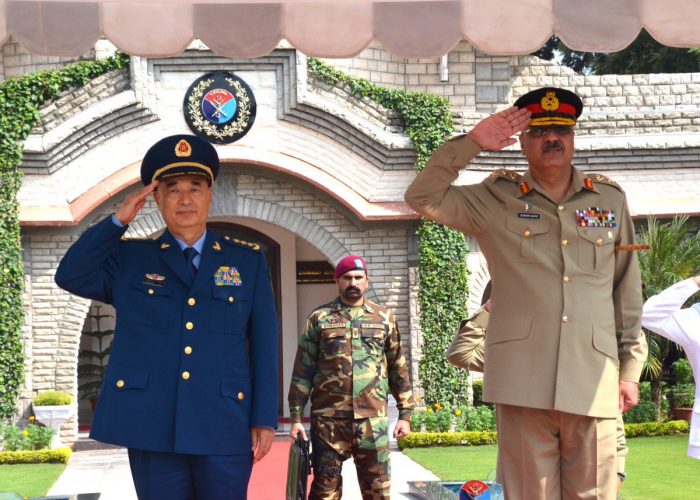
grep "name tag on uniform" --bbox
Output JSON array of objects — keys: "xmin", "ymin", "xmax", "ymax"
[
  {"xmin": 360, "ymin": 322, "xmax": 384, "ymax": 329},
  {"xmin": 320, "ymin": 322, "xmax": 346, "ymax": 330},
  {"xmin": 518, "ymin": 212, "xmax": 540, "ymax": 219}
]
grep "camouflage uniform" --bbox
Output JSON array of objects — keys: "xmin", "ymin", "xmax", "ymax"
[{"xmin": 288, "ymin": 297, "xmax": 415, "ymax": 500}]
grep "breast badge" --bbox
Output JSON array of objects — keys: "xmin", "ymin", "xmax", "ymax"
[
  {"xmin": 214, "ymin": 266, "xmax": 243, "ymax": 286},
  {"xmin": 144, "ymin": 273, "xmax": 166, "ymax": 287},
  {"xmin": 575, "ymin": 207, "xmax": 616, "ymax": 228}
]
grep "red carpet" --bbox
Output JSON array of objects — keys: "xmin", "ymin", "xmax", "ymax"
[{"xmin": 249, "ymin": 439, "xmax": 313, "ymax": 499}]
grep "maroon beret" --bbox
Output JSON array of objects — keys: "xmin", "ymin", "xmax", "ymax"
[{"xmin": 334, "ymin": 255, "xmax": 367, "ymax": 279}]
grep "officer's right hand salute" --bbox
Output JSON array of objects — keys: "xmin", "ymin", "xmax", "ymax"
[
  {"xmin": 468, "ymin": 106, "xmax": 531, "ymax": 151},
  {"xmin": 114, "ymin": 180, "xmax": 159, "ymax": 225}
]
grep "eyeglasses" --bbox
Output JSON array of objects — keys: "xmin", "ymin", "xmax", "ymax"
[{"xmin": 524, "ymin": 126, "xmax": 573, "ymax": 137}]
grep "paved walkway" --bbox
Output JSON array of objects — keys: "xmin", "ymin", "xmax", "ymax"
[{"xmin": 48, "ymin": 401, "xmax": 438, "ymax": 499}]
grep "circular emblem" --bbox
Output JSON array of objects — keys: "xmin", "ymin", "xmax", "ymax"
[{"xmin": 183, "ymin": 71, "xmax": 256, "ymax": 144}]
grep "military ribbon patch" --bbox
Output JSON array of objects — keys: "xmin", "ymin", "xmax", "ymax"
[
  {"xmin": 144, "ymin": 273, "xmax": 166, "ymax": 286},
  {"xmin": 214, "ymin": 266, "xmax": 243, "ymax": 286},
  {"xmin": 575, "ymin": 207, "xmax": 616, "ymax": 228}
]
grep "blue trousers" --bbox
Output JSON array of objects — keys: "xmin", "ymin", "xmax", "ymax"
[{"xmin": 128, "ymin": 448, "xmax": 253, "ymax": 500}]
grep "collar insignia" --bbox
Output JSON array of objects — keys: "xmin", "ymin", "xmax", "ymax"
[
  {"xmin": 160, "ymin": 243, "xmax": 170, "ymax": 250},
  {"xmin": 213, "ymin": 241, "xmax": 222, "ymax": 252},
  {"xmin": 583, "ymin": 177, "xmax": 594, "ymax": 190},
  {"xmin": 519, "ymin": 182, "xmax": 530, "ymax": 195}
]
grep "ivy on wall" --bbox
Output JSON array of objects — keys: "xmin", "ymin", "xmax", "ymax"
[
  {"xmin": 308, "ymin": 58, "xmax": 470, "ymax": 407},
  {"xmin": 0, "ymin": 53, "xmax": 129, "ymax": 420}
]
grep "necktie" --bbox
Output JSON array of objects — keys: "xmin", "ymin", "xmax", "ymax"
[{"xmin": 183, "ymin": 247, "xmax": 198, "ymax": 278}]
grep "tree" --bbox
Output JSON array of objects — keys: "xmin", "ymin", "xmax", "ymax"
[
  {"xmin": 533, "ymin": 30, "xmax": 700, "ymax": 74},
  {"xmin": 637, "ymin": 217, "xmax": 700, "ymax": 420}
]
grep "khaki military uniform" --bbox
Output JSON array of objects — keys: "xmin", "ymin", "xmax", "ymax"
[
  {"xmin": 288, "ymin": 297, "xmax": 414, "ymax": 500},
  {"xmin": 405, "ymin": 135, "xmax": 646, "ymax": 499},
  {"xmin": 445, "ymin": 307, "xmax": 630, "ymax": 477}
]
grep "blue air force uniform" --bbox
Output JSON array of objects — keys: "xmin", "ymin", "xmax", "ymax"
[
  {"xmin": 55, "ymin": 134, "xmax": 279, "ymax": 498},
  {"xmin": 56, "ymin": 218, "xmax": 278, "ymax": 453}
]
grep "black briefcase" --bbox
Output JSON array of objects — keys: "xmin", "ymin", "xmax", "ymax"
[{"xmin": 286, "ymin": 435, "xmax": 312, "ymax": 500}]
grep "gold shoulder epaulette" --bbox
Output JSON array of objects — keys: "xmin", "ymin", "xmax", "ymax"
[
  {"xmin": 223, "ymin": 235, "xmax": 261, "ymax": 252},
  {"xmin": 590, "ymin": 173, "xmax": 623, "ymax": 191},
  {"xmin": 488, "ymin": 169, "xmax": 522, "ymax": 183}
]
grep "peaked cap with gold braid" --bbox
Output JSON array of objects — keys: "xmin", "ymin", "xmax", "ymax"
[
  {"xmin": 140, "ymin": 134, "xmax": 219, "ymax": 185},
  {"xmin": 514, "ymin": 87, "xmax": 583, "ymax": 127}
]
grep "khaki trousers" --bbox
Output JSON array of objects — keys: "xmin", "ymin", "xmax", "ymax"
[{"xmin": 496, "ymin": 404, "xmax": 617, "ymax": 500}]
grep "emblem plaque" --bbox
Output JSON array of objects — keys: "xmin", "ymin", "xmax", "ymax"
[{"xmin": 183, "ymin": 71, "xmax": 257, "ymax": 144}]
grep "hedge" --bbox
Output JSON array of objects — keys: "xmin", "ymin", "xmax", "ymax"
[
  {"xmin": 399, "ymin": 420, "xmax": 690, "ymax": 449},
  {"xmin": 0, "ymin": 447, "xmax": 71, "ymax": 464}
]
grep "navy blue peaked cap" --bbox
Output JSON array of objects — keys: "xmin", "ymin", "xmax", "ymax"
[{"xmin": 140, "ymin": 134, "xmax": 219, "ymax": 185}]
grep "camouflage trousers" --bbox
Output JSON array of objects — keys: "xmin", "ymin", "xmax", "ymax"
[{"xmin": 309, "ymin": 416, "xmax": 391, "ymax": 500}]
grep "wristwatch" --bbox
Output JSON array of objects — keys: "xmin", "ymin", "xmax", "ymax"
[{"xmin": 617, "ymin": 472, "xmax": 627, "ymax": 482}]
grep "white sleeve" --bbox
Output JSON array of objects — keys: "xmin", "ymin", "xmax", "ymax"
[{"xmin": 641, "ymin": 278, "xmax": 700, "ymax": 347}]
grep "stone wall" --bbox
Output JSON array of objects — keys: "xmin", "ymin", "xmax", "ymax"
[{"xmin": 1, "ymin": 39, "xmax": 86, "ymax": 81}]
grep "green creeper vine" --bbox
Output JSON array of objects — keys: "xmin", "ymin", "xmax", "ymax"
[
  {"xmin": 308, "ymin": 58, "xmax": 470, "ymax": 407},
  {"xmin": 0, "ymin": 53, "xmax": 129, "ymax": 420}
]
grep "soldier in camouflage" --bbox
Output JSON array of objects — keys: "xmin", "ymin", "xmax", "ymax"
[{"xmin": 288, "ymin": 255, "xmax": 415, "ymax": 500}]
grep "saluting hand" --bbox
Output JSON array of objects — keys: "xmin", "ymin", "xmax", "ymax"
[
  {"xmin": 114, "ymin": 180, "xmax": 159, "ymax": 226},
  {"xmin": 469, "ymin": 106, "xmax": 531, "ymax": 151}
]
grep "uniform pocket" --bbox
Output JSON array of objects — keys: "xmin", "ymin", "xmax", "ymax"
[
  {"xmin": 505, "ymin": 217, "xmax": 550, "ymax": 262},
  {"xmin": 104, "ymin": 364, "xmax": 149, "ymax": 392},
  {"xmin": 576, "ymin": 227, "xmax": 615, "ymax": 274},
  {"xmin": 126, "ymin": 277, "xmax": 173, "ymax": 328},
  {"xmin": 320, "ymin": 329, "xmax": 347, "ymax": 358},
  {"xmin": 485, "ymin": 315, "xmax": 533, "ymax": 346},
  {"xmin": 210, "ymin": 286, "xmax": 249, "ymax": 334},
  {"xmin": 592, "ymin": 325, "xmax": 618, "ymax": 360},
  {"xmin": 361, "ymin": 326, "xmax": 385, "ymax": 355}
]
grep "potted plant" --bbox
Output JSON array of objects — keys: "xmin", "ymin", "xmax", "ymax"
[
  {"xmin": 32, "ymin": 390, "xmax": 74, "ymax": 449},
  {"xmin": 670, "ymin": 358, "xmax": 695, "ymax": 422},
  {"xmin": 78, "ymin": 304, "xmax": 114, "ymax": 410}
]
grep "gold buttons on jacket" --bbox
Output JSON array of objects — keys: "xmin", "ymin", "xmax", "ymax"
[
  {"xmin": 595, "ymin": 238, "xmax": 603, "ymax": 246},
  {"xmin": 522, "ymin": 229, "xmax": 531, "ymax": 238},
  {"xmin": 561, "ymin": 315, "xmax": 568, "ymax": 323},
  {"xmin": 237, "ymin": 392, "xmax": 245, "ymax": 400},
  {"xmin": 228, "ymin": 296, "xmax": 234, "ymax": 303},
  {"xmin": 561, "ymin": 239, "xmax": 569, "ymax": 246},
  {"xmin": 182, "ymin": 371, "xmax": 190, "ymax": 380},
  {"xmin": 563, "ymin": 276, "xmax": 571, "ymax": 283},
  {"xmin": 116, "ymin": 380, "xmax": 125, "ymax": 388},
  {"xmin": 557, "ymin": 205, "xmax": 565, "ymax": 212},
  {"xmin": 148, "ymin": 289, "xmax": 154, "ymax": 295},
  {"xmin": 186, "ymin": 322, "xmax": 194, "ymax": 330},
  {"xmin": 188, "ymin": 297, "xmax": 196, "ymax": 306},
  {"xmin": 184, "ymin": 346, "xmax": 192, "ymax": 355}
]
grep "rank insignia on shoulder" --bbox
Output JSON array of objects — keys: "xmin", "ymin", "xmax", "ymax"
[
  {"xmin": 575, "ymin": 207, "xmax": 616, "ymax": 228},
  {"xmin": 214, "ymin": 266, "xmax": 242, "ymax": 286},
  {"xmin": 590, "ymin": 173, "xmax": 622, "ymax": 190},
  {"xmin": 212, "ymin": 241, "xmax": 222, "ymax": 252},
  {"xmin": 160, "ymin": 243, "xmax": 170, "ymax": 250},
  {"xmin": 489, "ymin": 169, "xmax": 522, "ymax": 183},
  {"xmin": 144, "ymin": 273, "xmax": 166, "ymax": 286},
  {"xmin": 223, "ymin": 236, "xmax": 261, "ymax": 251}
]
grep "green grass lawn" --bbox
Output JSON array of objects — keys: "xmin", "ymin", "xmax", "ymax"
[
  {"xmin": 404, "ymin": 435, "xmax": 700, "ymax": 500},
  {"xmin": 0, "ymin": 463, "xmax": 66, "ymax": 498}
]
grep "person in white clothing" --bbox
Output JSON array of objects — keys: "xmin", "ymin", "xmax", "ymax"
[{"xmin": 641, "ymin": 275, "xmax": 700, "ymax": 459}]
